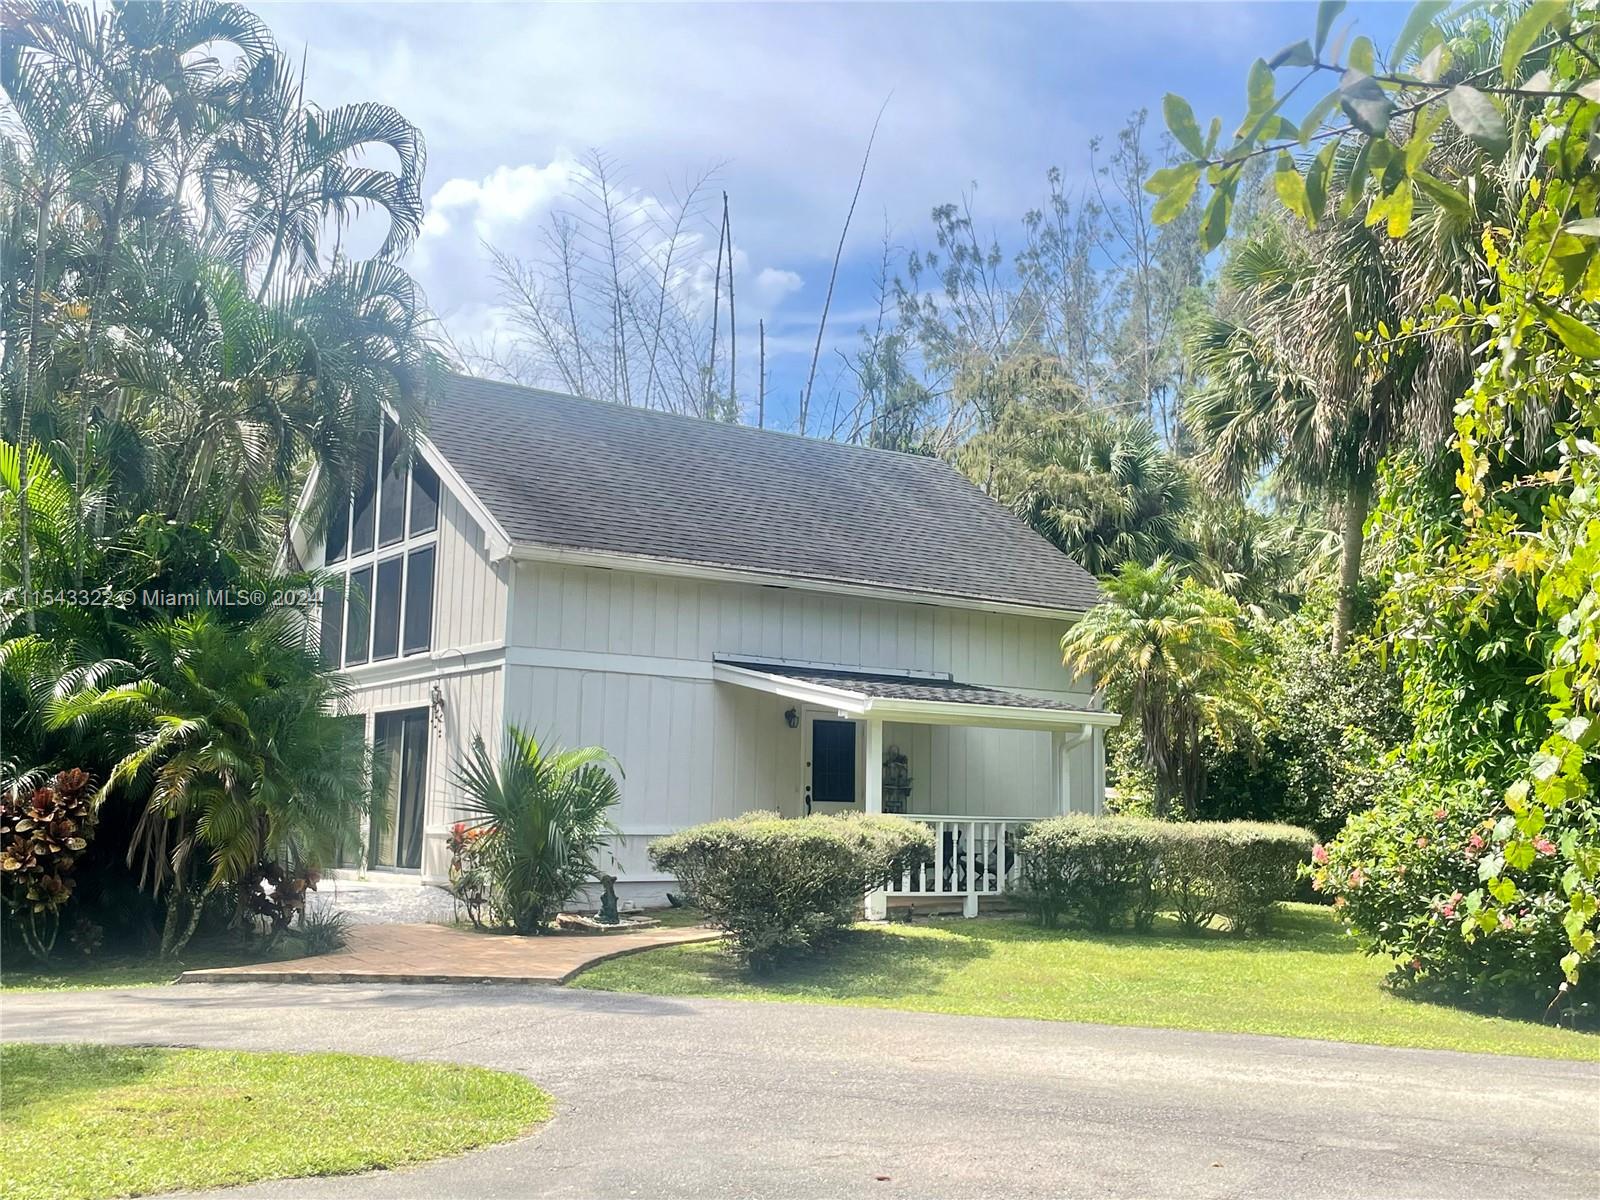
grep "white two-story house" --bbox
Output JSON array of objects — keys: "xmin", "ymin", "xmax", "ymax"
[{"xmin": 290, "ymin": 374, "xmax": 1119, "ymax": 913}]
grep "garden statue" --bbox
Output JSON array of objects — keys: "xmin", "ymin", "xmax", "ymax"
[{"xmin": 598, "ymin": 874, "xmax": 620, "ymax": 924}]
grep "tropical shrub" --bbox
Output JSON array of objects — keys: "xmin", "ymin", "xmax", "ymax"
[
  {"xmin": 296, "ymin": 904, "xmax": 352, "ymax": 956},
  {"xmin": 0, "ymin": 768, "xmax": 95, "ymax": 959},
  {"xmin": 650, "ymin": 812, "xmax": 932, "ymax": 971},
  {"xmin": 1019, "ymin": 815, "xmax": 1312, "ymax": 936},
  {"xmin": 49, "ymin": 611, "xmax": 374, "ymax": 957},
  {"xmin": 1018, "ymin": 814, "xmax": 1160, "ymax": 931},
  {"xmin": 446, "ymin": 821, "xmax": 493, "ymax": 929},
  {"xmin": 454, "ymin": 726, "xmax": 622, "ymax": 934},
  {"xmin": 1313, "ymin": 768, "xmax": 1598, "ymax": 1022}
]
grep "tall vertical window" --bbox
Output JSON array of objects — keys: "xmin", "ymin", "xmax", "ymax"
[
  {"xmin": 403, "ymin": 546, "xmax": 435, "ymax": 656},
  {"xmin": 325, "ymin": 493, "xmax": 350, "ymax": 564},
  {"xmin": 371, "ymin": 556, "xmax": 404, "ymax": 661},
  {"xmin": 318, "ymin": 584, "xmax": 344, "ymax": 668},
  {"xmin": 344, "ymin": 565, "xmax": 372, "ymax": 667},
  {"xmin": 371, "ymin": 708, "xmax": 427, "ymax": 871},
  {"xmin": 378, "ymin": 419, "xmax": 407, "ymax": 547},
  {"xmin": 409, "ymin": 459, "xmax": 439, "ymax": 535},
  {"xmin": 350, "ymin": 468, "xmax": 376, "ymax": 556}
]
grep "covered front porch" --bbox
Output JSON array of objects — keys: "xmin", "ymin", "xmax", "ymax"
[{"xmin": 711, "ymin": 657, "xmax": 1122, "ymax": 917}]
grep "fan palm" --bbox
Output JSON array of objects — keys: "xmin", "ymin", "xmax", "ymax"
[
  {"xmin": 454, "ymin": 725, "xmax": 622, "ymax": 934},
  {"xmin": 1061, "ymin": 559, "xmax": 1255, "ymax": 817}
]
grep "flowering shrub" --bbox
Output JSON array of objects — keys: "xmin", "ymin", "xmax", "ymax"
[
  {"xmin": 0, "ymin": 769, "xmax": 96, "ymax": 960},
  {"xmin": 1313, "ymin": 769, "xmax": 1596, "ymax": 1022}
]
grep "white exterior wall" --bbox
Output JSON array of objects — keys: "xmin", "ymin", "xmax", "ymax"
[{"xmin": 503, "ymin": 560, "xmax": 1101, "ymax": 904}]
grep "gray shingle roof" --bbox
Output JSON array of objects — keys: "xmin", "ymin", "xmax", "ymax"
[
  {"xmin": 425, "ymin": 374, "xmax": 1101, "ymax": 613},
  {"xmin": 719, "ymin": 660, "xmax": 1100, "ymax": 714}
]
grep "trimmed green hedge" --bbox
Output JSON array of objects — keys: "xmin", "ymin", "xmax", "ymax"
[
  {"xmin": 1019, "ymin": 815, "xmax": 1313, "ymax": 936},
  {"xmin": 650, "ymin": 812, "xmax": 932, "ymax": 971}
]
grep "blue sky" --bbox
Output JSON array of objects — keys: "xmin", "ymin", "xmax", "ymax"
[{"xmin": 259, "ymin": 1, "xmax": 1409, "ymax": 431}]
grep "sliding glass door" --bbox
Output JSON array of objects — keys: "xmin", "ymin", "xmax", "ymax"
[{"xmin": 371, "ymin": 709, "xmax": 428, "ymax": 870}]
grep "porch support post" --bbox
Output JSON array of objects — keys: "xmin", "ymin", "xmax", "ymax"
[
  {"xmin": 1051, "ymin": 728, "xmax": 1070, "ymax": 816},
  {"xmin": 863, "ymin": 716, "xmax": 887, "ymax": 921},
  {"xmin": 1092, "ymin": 726, "xmax": 1106, "ymax": 815}
]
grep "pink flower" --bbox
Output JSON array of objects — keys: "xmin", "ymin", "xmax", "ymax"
[
  {"xmin": 1441, "ymin": 901, "xmax": 1456, "ymax": 918},
  {"xmin": 1534, "ymin": 837, "xmax": 1556, "ymax": 857},
  {"xmin": 1466, "ymin": 833, "xmax": 1485, "ymax": 851},
  {"xmin": 1409, "ymin": 958, "xmax": 1422, "ymax": 971},
  {"xmin": 1311, "ymin": 844, "xmax": 1328, "ymax": 865},
  {"xmin": 1500, "ymin": 915, "xmax": 1516, "ymax": 931},
  {"xmin": 1433, "ymin": 808, "xmax": 1447, "ymax": 821},
  {"xmin": 1415, "ymin": 836, "xmax": 1429, "ymax": 849},
  {"xmin": 1350, "ymin": 867, "xmax": 1367, "ymax": 888},
  {"xmin": 1333, "ymin": 895, "xmax": 1346, "ymax": 908}
]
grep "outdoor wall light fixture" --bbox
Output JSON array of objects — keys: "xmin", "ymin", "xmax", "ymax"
[{"xmin": 785, "ymin": 707, "xmax": 799, "ymax": 728}]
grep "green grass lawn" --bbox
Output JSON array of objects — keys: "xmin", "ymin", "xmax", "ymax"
[
  {"xmin": 0, "ymin": 938, "xmax": 309, "ymax": 992},
  {"xmin": 0, "ymin": 1043, "xmax": 552, "ymax": 1200},
  {"xmin": 574, "ymin": 904, "xmax": 1600, "ymax": 1061}
]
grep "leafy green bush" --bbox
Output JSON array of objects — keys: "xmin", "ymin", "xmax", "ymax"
[
  {"xmin": 1200, "ymin": 605, "xmax": 1408, "ymax": 841},
  {"xmin": 1019, "ymin": 815, "xmax": 1312, "ymax": 936},
  {"xmin": 650, "ymin": 812, "xmax": 932, "ymax": 971},
  {"xmin": 454, "ymin": 726, "xmax": 622, "ymax": 934},
  {"xmin": 1018, "ymin": 814, "xmax": 1160, "ymax": 931},
  {"xmin": 1207, "ymin": 822, "xmax": 1316, "ymax": 934}
]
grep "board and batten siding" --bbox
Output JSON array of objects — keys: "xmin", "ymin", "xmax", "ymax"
[{"xmin": 503, "ymin": 560, "xmax": 1100, "ymax": 898}]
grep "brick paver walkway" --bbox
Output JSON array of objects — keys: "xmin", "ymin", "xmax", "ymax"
[{"xmin": 178, "ymin": 922, "xmax": 718, "ymax": 985}]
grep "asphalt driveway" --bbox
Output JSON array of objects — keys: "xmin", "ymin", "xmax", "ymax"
[{"xmin": 3, "ymin": 984, "xmax": 1595, "ymax": 1199}]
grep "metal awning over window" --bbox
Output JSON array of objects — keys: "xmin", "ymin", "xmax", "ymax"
[{"xmin": 712, "ymin": 657, "xmax": 1120, "ymax": 731}]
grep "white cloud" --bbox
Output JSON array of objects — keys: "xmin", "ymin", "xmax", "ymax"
[{"xmin": 425, "ymin": 160, "xmax": 576, "ymax": 241}]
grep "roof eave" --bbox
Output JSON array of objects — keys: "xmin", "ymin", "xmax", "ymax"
[
  {"xmin": 505, "ymin": 540, "xmax": 1091, "ymax": 623},
  {"xmin": 710, "ymin": 662, "xmax": 1120, "ymax": 731}
]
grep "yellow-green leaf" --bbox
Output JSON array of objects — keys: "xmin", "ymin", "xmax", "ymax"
[
  {"xmin": 1274, "ymin": 153, "xmax": 1312, "ymax": 222},
  {"xmin": 1162, "ymin": 94, "xmax": 1206, "ymax": 158},
  {"xmin": 1151, "ymin": 163, "xmax": 1202, "ymax": 223}
]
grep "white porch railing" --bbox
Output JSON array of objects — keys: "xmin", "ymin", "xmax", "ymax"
[{"xmin": 887, "ymin": 815, "xmax": 1030, "ymax": 899}]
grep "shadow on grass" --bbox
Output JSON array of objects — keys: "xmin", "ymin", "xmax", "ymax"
[{"xmin": 0, "ymin": 1044, "xmax": 165, "ymax": 1118}]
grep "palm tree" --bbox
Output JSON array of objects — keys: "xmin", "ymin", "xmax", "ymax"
[
  {"xmin": 1061, "ymin": 559, "xmax": 1255, "ymax": 817},
  {"xmin": 207, "ymin": 52, "xmax": 425, "ymax": 300},
  {"xmin": 454, "ymin": 725, "xmax": 622, "ymax": 934},
  {"xmin": 48, "ymin": 610, "xmax": 372, "ymax": 954},
  {"xmin": 961, "ymin": 402, "xmax": 1192, "ymax": 576}
]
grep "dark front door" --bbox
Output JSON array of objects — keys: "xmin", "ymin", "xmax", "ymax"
[
  {"xmin": 372, "ymin": 708, "xmax": 428, "ymax": 870},
  {"xmin": 807, "ymin": 716, "xmax": 858, "ymax": 811}
]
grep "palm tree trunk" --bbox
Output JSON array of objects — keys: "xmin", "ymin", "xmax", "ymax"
[
  {"xmin": 1332, "ymin": 474, "xmax": 1373, "ymax": 654},
  {"xmin": 16, "ymin": 186, "xmax": 53, "ymax": 633}
]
